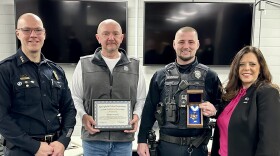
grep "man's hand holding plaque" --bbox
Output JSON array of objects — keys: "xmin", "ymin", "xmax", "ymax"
[
  {"xmin": 82, "ymin": 114, "xmax": 100, "ymax": 134},
  {"xmin": 92, "ymin": 100, "xmax": 133, "ymax": 131},
  {"xmin": 124, "ymin": 114, "xmax": 139, "ymax": 133}
]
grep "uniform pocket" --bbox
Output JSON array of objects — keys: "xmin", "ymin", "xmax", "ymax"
[
  {"xmin": 51, "ymin": 79, "xmax": 64, "ymax": 106},
  {"xmin": 14, "ymin": 80, "xmax": 40, "ymax": 106}
]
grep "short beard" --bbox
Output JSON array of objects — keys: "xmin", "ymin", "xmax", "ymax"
[
  {"xmin": 178, "ymin": 55, "xmax": 194, "ymax": 62},
  {"xmin": 105, "ymin": 46, "xmax": 118, "ymax": 53}
]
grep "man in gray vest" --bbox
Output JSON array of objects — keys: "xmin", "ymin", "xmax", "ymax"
[
  {"xmin": 137, "ymin": 27, "xmax": 222, "ymax": 156},
  {"xmin": 72, "ymin": 19, "xmax": 146, "ymax": 156}
]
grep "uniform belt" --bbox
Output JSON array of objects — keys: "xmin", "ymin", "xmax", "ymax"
[
  {"xmin": 3, "ymin": 133, "xmax": 59, "ymax": 149},
  {"xmin": 32, "ymin": 134, "xmax": 57, "ymax": 144},
  {"xmin": 159, "ymin": 133, "xmax": 197, "ymax": 146}
]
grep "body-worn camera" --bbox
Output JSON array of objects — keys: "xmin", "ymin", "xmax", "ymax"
[{"xmin": 179, "ymin": 94, "xmax": 188, "ymax": 108}]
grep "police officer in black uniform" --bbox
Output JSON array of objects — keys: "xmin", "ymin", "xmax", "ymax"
[
  {"xmin": 137, "ymin": 27, "xmax": 221, "ymax": 156},
  {"xmin": 0, "ymin": 13, "xmax": 76, "ymax": 156}
]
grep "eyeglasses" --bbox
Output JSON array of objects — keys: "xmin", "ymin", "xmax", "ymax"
[{"xmin": 17, "ymin": 28, "xmax": 45, "ymax": 35}]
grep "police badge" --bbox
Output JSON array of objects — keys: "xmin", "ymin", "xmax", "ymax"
[
  {"xmin": 186, "ymin": 90, "xmax": 203, "ymax": 128},
  {"xmin": 194, "ymin": 70, "xmax": 201, "ymax": 79}
]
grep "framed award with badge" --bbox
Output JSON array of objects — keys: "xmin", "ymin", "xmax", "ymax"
[
  {"xmin": 92, "ymin": 100, "xmax": 133, "ymax": 131},
  {"xmin": 186, "ymin": 90, "xmax": 204, "ymax": 128}
]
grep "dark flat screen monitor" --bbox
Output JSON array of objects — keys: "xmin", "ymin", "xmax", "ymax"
[
  {"xmin": 15, "ymin": 0, "xmax": 127, "ymax": 63},
  {"xmin": 144, "ymin": 2, "xmax": 254, "ymax": 65}
]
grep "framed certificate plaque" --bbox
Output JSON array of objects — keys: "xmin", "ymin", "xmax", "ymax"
[{"xmin": 92, "ymin": 100, "xmax": 133, "ymax": 131}]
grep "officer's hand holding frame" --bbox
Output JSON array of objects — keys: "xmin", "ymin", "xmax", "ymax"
[
  {"xmin": 92, "ymin": 100, "xmax": 133, "ymax": 131},
  {"xmin": 186, "ymin": 90, "xmax": 204, "ymax": 128}
]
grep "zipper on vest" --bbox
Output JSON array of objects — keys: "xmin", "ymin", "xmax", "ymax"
[
  {"xmin": 110, "ymin": 86, "xmax": 113, "ymax": 98},
  {"xmin": 109, "ymin": 72, "xmax": 113, "ymax": 98}
]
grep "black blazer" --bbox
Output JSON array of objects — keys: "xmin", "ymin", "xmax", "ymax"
[{"xmin": 211, "ymin": 84, "xmax": 280, "ymax": 156}]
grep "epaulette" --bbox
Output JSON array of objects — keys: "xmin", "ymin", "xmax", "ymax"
[
  {"xmin": 165, "ymin": 62, "xmax": 176, "ymax": 70},
  {"xmin": 0, "ymin": 55, "xmax": 15, "ymax": 65},
  {"xmin": 196, "ymin": 63, "xmax": 209, "ymax": 72},
  {"xmin": 44, "ymin": 59, "xmax": 65, "ymax": 74},
  {"xmin": 46, "ymin": 58, "xmax": 56, "ymax": 64}
]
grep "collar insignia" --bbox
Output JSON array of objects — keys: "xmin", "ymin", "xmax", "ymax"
[{"xmin": 19, "ymin": 56, "xmax": 25, "ymax": 63}]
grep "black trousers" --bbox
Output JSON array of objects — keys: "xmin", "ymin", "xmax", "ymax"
[
  {"xmin": 3, "ymin": 146, "xmax": 32, "ymax": 156},
  {"xmin": 157, "ymin": 140, "xmax": 208, "ymax": 156}
]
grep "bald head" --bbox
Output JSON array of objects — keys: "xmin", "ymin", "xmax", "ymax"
[
  {"xmin": 16, "ymin": 13, "xmax": 45, "ymax": 58},
  {"xmin": 17, "ymin": 13, "xmax": 44, "ymax": 29},
  {"xmin": 175, "ymin": 27, "xmax": 198, "ymax": 40},
  {"xmin": 97, "ymin": 19, "xmax": 122, "ymax": 34}
]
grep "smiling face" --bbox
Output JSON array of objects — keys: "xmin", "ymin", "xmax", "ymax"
[
  {"xmin": 173, "ymin": 28, "xmax": 200, "ymax": 65},
  {"xmin": 238, "ymin": 52, "xmax": 260, "ymax": 88},
  {"xmin": 16, "ymin": 14, "xmax": 46, "ymax": 55}
]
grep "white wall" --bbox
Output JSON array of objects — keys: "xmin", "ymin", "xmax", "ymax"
[{"xmin": 1, "ymin": 0, "xmax": 280, "ymax": 136}]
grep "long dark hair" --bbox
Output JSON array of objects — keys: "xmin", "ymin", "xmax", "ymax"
[{"xmin": 222, "ymin": 46, "xmax": 278, "ymax": 101}]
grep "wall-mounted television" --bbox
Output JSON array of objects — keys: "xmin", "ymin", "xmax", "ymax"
[
  {"xmin": 143, "ymin": 2, "xmax": 254, "ymax": 66},
  {"xmin": 15, "ymin": 0, "xmax": 127, "ymax": 63}
]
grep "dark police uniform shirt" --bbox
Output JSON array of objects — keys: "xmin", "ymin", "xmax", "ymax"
[
  {"xmin": 138, "ymin": 58, "xmax": 221, "ymax": 143},
  {"xmin": 0, "ymin": 49, "xmax": 76, "ymax": 154}
]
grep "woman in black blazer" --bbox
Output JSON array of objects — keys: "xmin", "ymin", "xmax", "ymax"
[{"xmin": 211, "ymin": 46, "xmax": 280, "ymax": 156}]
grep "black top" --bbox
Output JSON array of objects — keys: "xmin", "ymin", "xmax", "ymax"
[
  {"xmin": 138, "ymin": 58, "xmax": 222, "ymax": 143},
  {"xmin": 0, "ymin": 49, "xmax": 76, "ymax": 154},
  {"xmin": 211, "ymin": 84, "xmax": 280, "ymax": 156}
]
